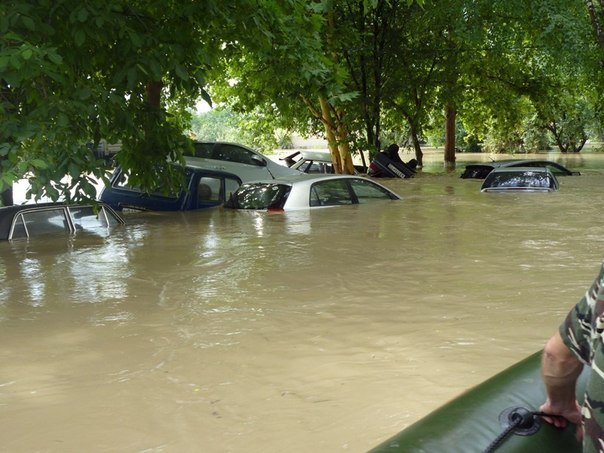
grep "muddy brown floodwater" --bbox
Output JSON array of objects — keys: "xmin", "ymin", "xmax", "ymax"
[{"xmin": 1, "ymin": 151, "xmax": 604, "ymax": 452}]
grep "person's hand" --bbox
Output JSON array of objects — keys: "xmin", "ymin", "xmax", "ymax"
[{"xmin": 539, "ymin": 399, "xmax": 583, "ymax": 440}]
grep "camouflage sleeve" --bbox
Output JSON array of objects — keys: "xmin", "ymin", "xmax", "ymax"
[{"xmin": 559, "ymin": 263, "xmax": 604, "ymax": 365}]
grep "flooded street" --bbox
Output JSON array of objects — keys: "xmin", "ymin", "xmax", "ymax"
[{"xmin": 2, "ymin": 152, "xmax": 604, "ymax": 452}]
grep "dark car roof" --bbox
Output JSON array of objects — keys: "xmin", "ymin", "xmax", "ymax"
[
  {"xmin": 0, "ymin": 202, "xmax": 124, "ymax": 240},
  {"xmin": 0, "ymin": 203, "xmax": 68, "ymax": 238},
  {"xmin": 460, "ymin": 159, "xmax": 580, "ymax": 179}
]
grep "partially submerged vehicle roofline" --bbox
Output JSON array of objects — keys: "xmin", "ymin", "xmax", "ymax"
[{"xmin": 0, "ymin": 202, "xmax": 124, "ymax": 240}]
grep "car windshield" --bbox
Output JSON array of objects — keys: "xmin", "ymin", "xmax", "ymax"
[
  {"xmin": 483, "ymin": 171, "xmax": 555, "ymax": 189},
  {"xmin": 226, "ymin": 183, "xmax": 290, "ymax": 209}
]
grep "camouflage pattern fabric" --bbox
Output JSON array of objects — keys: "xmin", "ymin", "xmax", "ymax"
[{"xmin": 560, "ymin": 262, "xmax": 604, "ymax": 452}]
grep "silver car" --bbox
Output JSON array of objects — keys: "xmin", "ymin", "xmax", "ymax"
[
  {"xmin": 224, "ymin": 174, "xmax": 401, "ymax": 211},
  {"xmin": 187, "ymin": 142, "xmax": 303, "ymax": 181}
]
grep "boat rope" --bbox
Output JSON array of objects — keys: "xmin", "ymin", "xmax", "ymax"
[{"xmin": 484, "ymin": 408, "xmax": 564, "ymax": 453}]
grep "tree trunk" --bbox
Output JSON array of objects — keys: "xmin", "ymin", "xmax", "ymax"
[
  {"xmin": 585, "ymin": 0, "xmax": 604, "ymax": 61},
  {"xmin": 1, "ymin": 186, "xmax": 13, "ymax": 207},
  {"xmin": 444, "ymin": 105, "xmax": 456, "ymax": 169},
  {"xmin": 336, "ymin": 127, "xmax": 356, "ymax": 174},
  {"xmin": 335, "ymin": 106, "xmax": 355, "ymax": 174},
  {"xmin": 146, "ymin": 81, "xmax": 163, "ymax": 110},
  {"xmin": 409, "ymin": 123, "xmax": 424, "ymax": 168},
  {"xmin": 319, "ymin": 96, "xmax": 343, "ymax": 173}
]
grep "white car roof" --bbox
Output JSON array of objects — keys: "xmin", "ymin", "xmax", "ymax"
[
  {"xmin": 297, "ymin": 150, "xmax": 332, "ymax": 161},
  {"xmin": 243, "ymin": 173, "xmax": 362, "ymax": 185},
  {"xmin": 240, "ymin": 173, "xmax": 400, "ymax": 197}
]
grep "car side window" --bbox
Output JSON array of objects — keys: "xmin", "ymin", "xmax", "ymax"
[
  {"xmin": 197, "ymin": 177, "xmax": 222, "ymax": 203},
  {"xmin": 196, "ymin": 176, "xmax": 241, "ymax": 207},
  {"xmin": 309, "ymin": 187, "xmax": 322, "ymax": 206},
  {"xmin": 225, "ymin": 178, "xmax": 240, "ymax": 202},
  {"xmin": 11, "ymin": 209, "xmax": 71, "ymax": 239},
  {"xmin": 69, "ymin": 206, "xmax": 122, "ymax": 229},
  {"xmin": 113, "ymin": 171, "xmax": 131, "ymax": 189},
  {"xmin": 211, "ymin": 144, "xmax": 255, "ymax": 165},
  {"xmin": 350, "ymin": 179, "xmax": 393, "ymax": 202},
  {"xmin": 545, "ymin": 164, "xmax": 569, "ymax": 175},
  {"xmin": 192, "ymin": 142, "xmax": 213, "ymax": 158},
  {"xmin": 310, "ymin": 180, "xmax": 353, "ymax": 206},
  {"xmin": 11, "ymin": 215, "xmax": 28, "ymax": 239}
]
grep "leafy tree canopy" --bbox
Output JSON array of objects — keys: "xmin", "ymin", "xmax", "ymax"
[{"xmin": 1, "ymin": 0, "xmax": 267, "ymax": 203}]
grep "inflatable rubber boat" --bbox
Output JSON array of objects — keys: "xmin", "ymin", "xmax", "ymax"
[{"xmin": 370, "ymin": 351, "xmax": 588, "ymax": 452}]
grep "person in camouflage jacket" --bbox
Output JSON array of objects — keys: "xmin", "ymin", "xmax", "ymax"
[{"xmin": 540, "ymin": 262, "xmax": 604, "ymax": 452}]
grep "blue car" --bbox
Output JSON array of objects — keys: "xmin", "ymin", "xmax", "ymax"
[{"xmin": 100, "ymin": 164, "xmax": 242, "ymax": 211}]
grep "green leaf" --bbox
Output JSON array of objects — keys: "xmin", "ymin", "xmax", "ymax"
[
  {"xmin": 148, "ymin": 59, "xmax": 162, "ymax": 80},
  {"xmin": 200, "ymin": 89, "xmax": 213, "ymax": 106},
  {"xmin": 175, "ymin": 63, "xmax": 188, "ymax": 81},
  {"xmin": 0, "ymin": 174, "xmax": 15, "ymax": 193},
  {"xmin": 21, "ymin": 48, "xmax": 33, "ymax": 60},
  {"xmin": 0, "ymin": 14, "xmax": 8, "ymax": 33},
  {"xmin": 9, "ymin": 54, "xmax": 22, "ymax": 70},
  {"xmin": 57, "ymin": 113, "xmax": 69, "ymax": 127},
  {"xmin": 21, "ymin": 16, "xmax": 35, "ymax": 31},
  {"xmin": 127, "ymin": 67, "xmax": 138, "ymax": 87},
  {"xmin": 31, "ymin": 159, "xmax": 49, "ymax": 170},
  {"xmin": 47, "ymin": 50, "xmax": 63, "ymax": 65},
  {"xmin": 74, "ymin": 29, "xmax": 85, "ymax": 47},
  {"xmin": 68, "ymin": 162, "xmax": 80, "ymax": 177},
  {"xmin": 77, "ymin": 8, "xmax": 89, "ymax": 23},
  {"xmin": 77, "ymin": 87, "xmax": 92, "ymax": 100}
]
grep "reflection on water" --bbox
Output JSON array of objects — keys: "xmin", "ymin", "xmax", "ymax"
[{"xmin": 1, "ymin": 152, "xmax": 604, "ymax": 452}]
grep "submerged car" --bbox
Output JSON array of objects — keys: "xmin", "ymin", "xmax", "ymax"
[
  {"xmin": 461, "ymin": 160, "xmax": 579, "ymax": 179},
  {"xmin": 367, "ymin": 151, "xmax": 417, "ymax": 178},
  {"xmin": 100, "ymin": 142, "xmax": 305, "ymax": 212},
  {"xmin": 187, "ymin": 142, "xmax": 303, "ymax": 180},
  {"xmin": 0, "ymin": 202, "xmax": 124, "ymax": 240},
  {"xmin": 280, "ymin": 150, "xmax": 367, "ymax": 174},
  {"xmin": 100, "ymin": 163, "xmax": 243, "ymax": 211},
  {"xmin": 480, "ymin": 167, "xmax": 559, "ymax": 192},
  {"xmin": 224, "ymin": 174, "xmax": 400, "ymax": 211}
]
